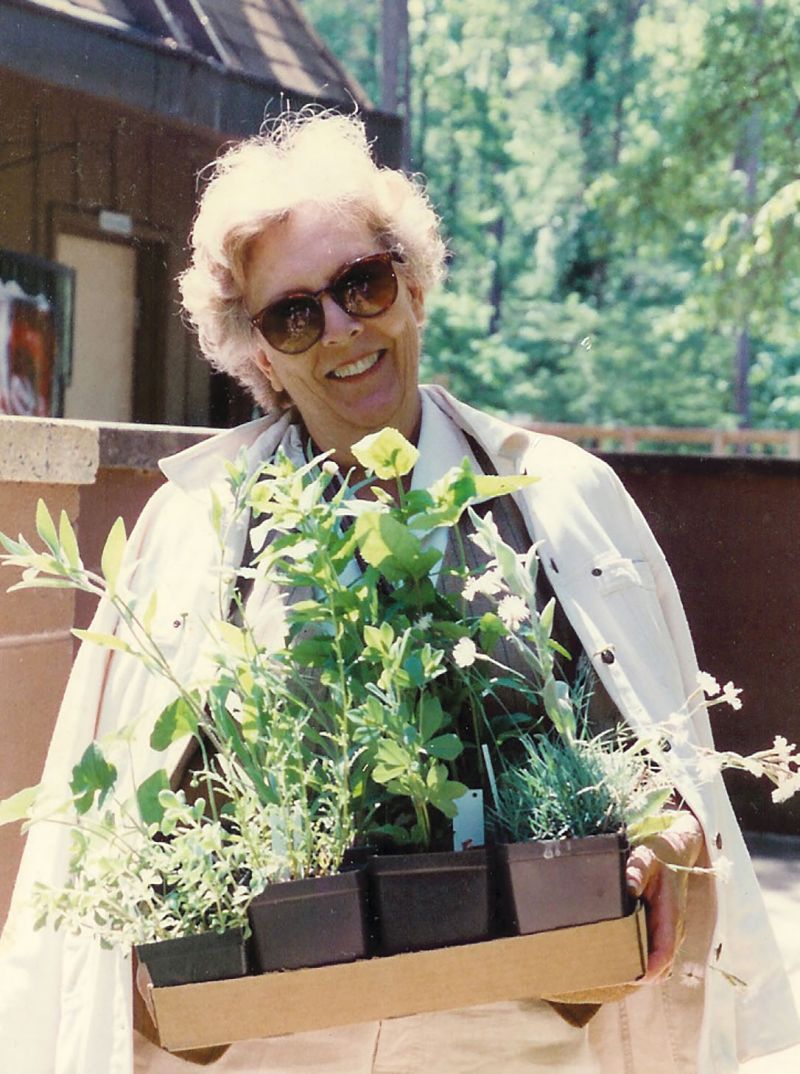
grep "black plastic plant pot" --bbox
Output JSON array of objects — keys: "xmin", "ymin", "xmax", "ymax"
[
  {"xmin": 340, "ymin": 844, "xmax": 379, "ymax": 871},
  {"xmin": 497, "ymin": 830, "xmax": 633, "ymax": 935},
  {"xmin": 135, "ymin": 926, "xmax": 249, "ymax": 988},
  {"xmin": 247, "ymin": 869, "xmax": 369, "ymax": 973},
  {"xmin": 369, "ymin": 847, "xmax": 492, "ymax": 956}
]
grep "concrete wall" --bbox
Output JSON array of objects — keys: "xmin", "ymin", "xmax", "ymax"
[
  {"xmin": 1, "ymin": 417, "xmax": 797, "ymax": 927},
  {"xmin": 615, "ymin": 453, "xmax": 800, "ymax": 838}
]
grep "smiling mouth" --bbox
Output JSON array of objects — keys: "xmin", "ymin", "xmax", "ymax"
[{"xmin": 328, "ymin": 350, "xmax": 384, "ymax": 380}]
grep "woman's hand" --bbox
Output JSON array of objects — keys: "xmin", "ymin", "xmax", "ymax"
[
  {"xmin": 544, "ymin": 812, "xmax": 706, "ymax": 1011},
  {"xmin": 625, "ymin": 811, "xmax": 705, "ymax": 982}
]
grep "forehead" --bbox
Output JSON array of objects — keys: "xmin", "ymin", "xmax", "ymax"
[{"xmin": 243, "ymin": 206, "xmax": 378, "ymax": 311}]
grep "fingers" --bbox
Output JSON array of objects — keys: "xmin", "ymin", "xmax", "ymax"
[
  {"xmin": 625, "ymin": 844, "xmax": 657, "ymax": 899},
  {"xmin": 625, "ymin": 845, "xmax": 684, "ymax": 983}
]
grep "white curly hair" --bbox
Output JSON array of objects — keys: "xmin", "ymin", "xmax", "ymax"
[{"xmin": 179, "ymin": 111, "xmax": 447, "ymax": 408}]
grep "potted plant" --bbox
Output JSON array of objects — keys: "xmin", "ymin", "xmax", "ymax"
[
  {"xmin": 446, "ymin": 505, "xmax": 666, "ymax": 935},
  {"xmin": 14, "ymin": 742, "xmax": 274, "ymax": 986},
  {"xmin": 0, "ymin": 494, "xmax": 367, "ymax": 978},
  {"xmin": 2, "ymin": 436, "xmax": 798, "ymax": 986},
  {"xmin": 490, "ymin": 726, "xmax": 656, "ymax": 934},
  {"xmin": 235, "ymin": 428, "xmax": 540, "ymax": 956}
]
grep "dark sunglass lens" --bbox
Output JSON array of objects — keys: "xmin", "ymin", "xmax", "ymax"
[
  {"xmin": 336, "ymin": 257, "xmax": 397, "ymax": 317},
  {"xmin": 261, "ymin": 296, "xmax": 324, "ymax": 354}
]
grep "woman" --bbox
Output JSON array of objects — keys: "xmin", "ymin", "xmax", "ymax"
[{"xmin": 1, "ymin": 113, "xmax": 797, "ymax": 1074}]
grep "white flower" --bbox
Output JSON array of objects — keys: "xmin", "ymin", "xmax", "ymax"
[
  {"xmin": 463, "ymin": 568, "xmax": 504, "ymax": 602},
  {"xmin": 663, "ymin": 711, "xmax": 690, "ymax": 735},
  {"xmin": 670, "ymin": 725, "xmax": 690, "ymax": 747},
  {"xmin": 497, "ymin": 594, "xmax": 530, "ymax": 631},
  {"xmin": 697, "ymin": 671, "xmax": 720, "ymax": 696},
  {"xmin": 773, "ymin": 735, "xmax": 796, "ymax": 763},
  {"xmin": 462, "ymin": 576, "xmax": 481, "ymax": 601},
  {"xmin": 772, "ymin": 771, "xmax": 800, "ymax": 804},
  {"xmin": 414, "ymin": 613, "xmax": 433, "ymax": 631},
  {"xmin": 712, "ymin": 855, "xmax": 733, "ymax": 883},
  {"xmin": 322, "ymin": 460, "xmax": 339, "ymax": 476},
  {"xmin": 695, "ymin": 752, "xmax": 723, "ymax": 783},
  {"xmin": 453, "ymin": 637, "xmax": 478, "ymax": 668},
  {"xmin": 720, "ymin": 681, "xmax": 743, "ymax": 711}
]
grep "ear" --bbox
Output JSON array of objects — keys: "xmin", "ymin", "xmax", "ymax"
[{"xmin": 253, "ymin": 348, "xmax": 285, "ymax": 395}]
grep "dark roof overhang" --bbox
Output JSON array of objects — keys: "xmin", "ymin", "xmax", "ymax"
[{"xmin": 0, "ymin": 0, "xmax": 402, "ymax": 164}]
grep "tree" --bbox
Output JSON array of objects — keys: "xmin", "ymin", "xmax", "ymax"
[{"xmin": 300, "ymin": 0, "xmax": 800, "ymax": 433}]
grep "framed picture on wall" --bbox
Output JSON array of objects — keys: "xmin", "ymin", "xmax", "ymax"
[{"xmin": 0, "ymin": 249, "xmax": 75, "ymax": 418}]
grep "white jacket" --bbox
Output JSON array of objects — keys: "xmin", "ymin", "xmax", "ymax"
[{"xmin": 1, "ymin": 386, "xmax": 797, "ymax": 1074}]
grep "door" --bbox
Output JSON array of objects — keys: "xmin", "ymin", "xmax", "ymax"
[{"xmin": 56, "ymin": 233, "xmax": 137, "ymax": 422}]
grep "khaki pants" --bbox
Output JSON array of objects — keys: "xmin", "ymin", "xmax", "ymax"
[{"xmin": 134, "ymin": 1000, "xmax": 600, "ymax": 1073}]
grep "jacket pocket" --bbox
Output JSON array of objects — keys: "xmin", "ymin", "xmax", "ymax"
[{"xmin": 589, "ymin": 552, "xmax": 656, "ymax": 597}]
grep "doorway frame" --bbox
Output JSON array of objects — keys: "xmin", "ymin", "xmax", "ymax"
[{"xmin": 47, "ymin": 202, "xmax": 170, "ymax": 423}]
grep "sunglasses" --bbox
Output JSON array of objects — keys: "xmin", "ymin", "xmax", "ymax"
[{"xmin": 249, "ymin": 251, "xmax": 400, "ymax": 355}]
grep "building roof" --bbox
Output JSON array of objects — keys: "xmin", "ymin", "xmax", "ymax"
[
  {"xmin": 18, "ymin": 0, "xmax": 370, "ymax": 105},
  {"xmin": 0, "ymin": 0, "xmax": 401, "ymax": 150}
]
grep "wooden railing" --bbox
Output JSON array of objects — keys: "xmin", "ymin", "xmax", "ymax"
[{"xmin": 512, "ymin": 421, "xmax": 800, "ymax": 458}]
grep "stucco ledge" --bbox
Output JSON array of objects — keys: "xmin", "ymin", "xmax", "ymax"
[{"xmin": 0, "ymin": 417, "xmax": 217, "ymax": 485}]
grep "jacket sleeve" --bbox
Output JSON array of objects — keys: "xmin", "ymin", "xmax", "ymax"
[{"xmin": 0, "ymin": 479, "xmax": 184, "ymax": 1074}]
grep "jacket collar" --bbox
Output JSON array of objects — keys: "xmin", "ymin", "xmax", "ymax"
[
  {"xmin": 157, "ymin": 384, "xmax": 538, "ymax": 495},
  {"xmin": 159, "ymin": 408, "xmax": 295, "ymax": 494},
  {"xmin": 421, "ymin": 384, "xmax": 538, "ymax": 470}
]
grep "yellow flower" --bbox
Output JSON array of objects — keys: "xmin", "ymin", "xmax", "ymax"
[{"xmin": 351, "ymin": 428, "xmax": 419, "ymax": 480}]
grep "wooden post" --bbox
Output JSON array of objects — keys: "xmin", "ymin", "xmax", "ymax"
[{"xmin": 382, "ymin": 0, "xmax": 411, "ymax": 171}]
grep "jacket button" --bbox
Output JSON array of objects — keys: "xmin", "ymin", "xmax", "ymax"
[
  {"xmin": 715, "ymin": 942, "xmax": 723, "ymax": 961},
  {"xmin": 550, "ymin": 558, "xmax": 559, "ymax": 573},
  {"xmin": 600, "ymin": 648, "xmax": 615, "ymax": 664},
  {"xmin": 715, "ymin": 833, "xmax": 722, "ymax": 850},
  {"xmin": 591, "ymin": 567, "xmax": 603, "ymax": 576}
]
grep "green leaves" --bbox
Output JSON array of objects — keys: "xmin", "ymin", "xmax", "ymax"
[
  {"xmin": 355, "ymin": 512, "xmax": 440, "ymax": 582},
  {"xmin": 100, "ymin": 517, "xmax": 127, "ymax": 595},
  {"xmin": 369, "ymin": 689, "xmax": 465, "ymax": 845},
  {"xmin": 136, "ymin": 769, "xmax": 171, "ymax": 825},
  {"xmin": 70, "ymin": 744, "xmax": 118, "ymax": 815},
  {"xmin": 426, "ymin": 734, "xmax": 462, "ymax": 761},
  {"xmin": 372, "ymin": 740, "xmax": 409, "ymax": 784},
  {"xmin": 35, "ymin": 500, "xmax": 59, "ymax": 555},
  {"xmin": 414, "ymin": 462, "xmax": 539, "ymax": 534},
  {"xmin": 72, "ymin": 629, "xmax": 132, "ymax": 653},
  {"xmin": 418, "ymin": 695, "xmax": 445, "ymax": 742},
  {"xmin": 150, "ymin": 696, "xmax": 200, "ymax": 751},
  {"xmin": 0, "ymin": 784, "xmax": 40, "ymax": 827}
]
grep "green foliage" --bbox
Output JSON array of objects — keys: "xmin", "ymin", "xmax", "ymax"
[
  {"xmin": 31, "ymin": 789, "xmax": 275, "ymax": 946},
  {"xmin": 69, "ymin": 744, "xmax": 117, "ymax": 816},
  {"xmin": 3, "ymin": 433, "xmax": 797, "ymax": 951},
  {"xmin": 301, "ymin": 0, "xmax": 800, "ymax": 432},
  {"xmin": 297, "ymin": 0, "xmax": 382, "ymax": 103},
  {"xmin": 492, "ymin": 727, "xmax": 671, "ymax": 841},
  {"xmin": 150, "ymin": 696, "xmax": 201, "ymax": 751}
]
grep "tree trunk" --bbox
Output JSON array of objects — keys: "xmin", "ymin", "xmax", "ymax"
[
  {"xmin": 731, "ymin": 0, "xmax": 763, "ymax": 434},
  {"xmin": 733, "ymin": 324, "xmax": 752, "ymax": 429},
  {"xmin": 488, "ymin": 209, "xmax": 505, "ymax": 335},
  {"xmin": 382, "ymin": 0, "xmax": 411, "ymax": 171}
]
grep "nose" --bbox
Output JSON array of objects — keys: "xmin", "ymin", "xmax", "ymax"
[{"xmin": 319, "ymin": 293, "xmax": 363, "ymax": 346}]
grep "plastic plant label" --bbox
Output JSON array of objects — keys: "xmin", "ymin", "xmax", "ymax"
[{"xmin": 453, "ymin": 788, "xmax": 484, "ymax": 850}]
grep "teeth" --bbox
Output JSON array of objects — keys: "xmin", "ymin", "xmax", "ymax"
[{"xmin": 330, "ymin": 352, "xmax": 381, "ymax": 379}]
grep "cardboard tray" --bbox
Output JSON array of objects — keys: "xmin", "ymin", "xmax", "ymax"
[{"xmin": 145, "ymin": 904, "xmax": 647, "ymax": 1052}]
